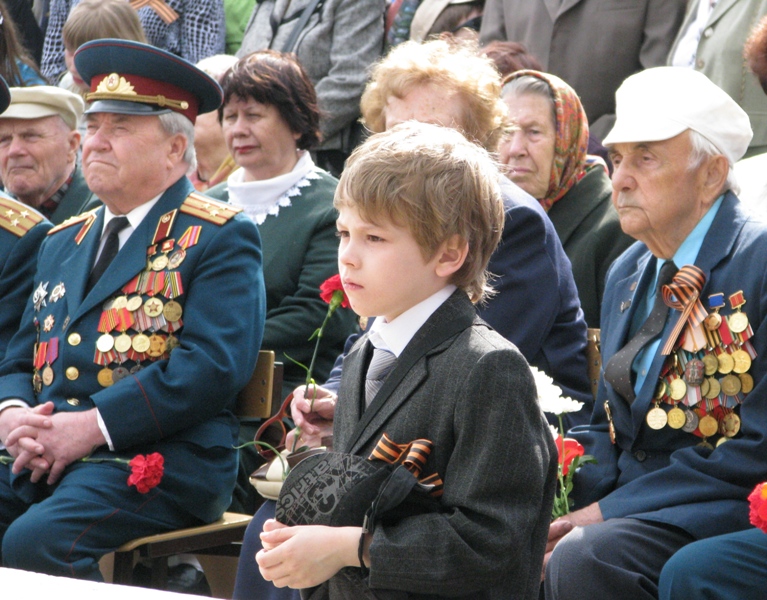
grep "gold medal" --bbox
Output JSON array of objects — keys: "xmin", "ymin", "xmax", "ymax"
[
  {"xmin": 33, "ymin": 371, "xmax": 42, "ymax": 393},
  {"xmin": 704, "ymin": 312, "xmax": 722, "ymax": 331},
  {"xmin": 143, "ymin": 297, "xmax": 164, "ymax": 318},
  {"xmin": 700, "ymin": 377, "xmax": 710, "ymax": 397},
  {"xmin": 716, "ymin": 436, "xmax": 729, "ymax": 447},
  {"xmin": 112, "ymin": 295, "xmax": 128, "ymax": 310},
  {"xmin": 698, "ymin": 414, "xmax": 719, "ymax": 437},
  {"xmin": 722, "ymin": 412, "xmax": 741, "ymax": 437},
  {"xmin": 702, "ymin": 353, "xmax": 719, "ymax": 376},
  {"xmin": 667, "ymin": 407, "xmax": 686, "ymax": 429},
  {"xmin": 717, "ymin": 352, "xmax": 734, "ymax": 374},
  {"xmin": 132, "ymin": 333, "xmax": 151, "ymax": 353},
  {"xmin": 97, "ymin": 367, "xmax": 114, "ymax": 387},
  {"xmin": 147, "ymin": 334, "xmax": 166, "ymax": 357},
  {"xmin": 152, "ymin": 254, "xmax": 169, "ymax": 271},
  {"xmin": 646, "ymin": 406, "xmax": 668, "ymax": 430},
  {"xmin": 721, "ymin": 374, "xmax": 742, "ymax": 396},
  {"xmin": 728, "ymin": 311, "xmax": 749, "ymax": 334},
  {"xmin": 669, "ymin": 378, "xmax": 687, "ymax": 401},
  {"xmin": 96, "ymin": 333, "xmax": 115, "ymax": 353},
  {"xmin": 114, "ymin": 333, "xmax": 132, "ymax": 354},
  {"xmin": 739, "ymin": 372, "xmax": 754, "ymax": 394},
  {"xmin": 41, "ymin": 365, "xmax": 54, "ymax": 386},
  {"xmin": 162, "ymin": 300, "xmax": 183, "ymax": 322},
  {"xmin": 731, "ymin": 349, "xmax": 752, "ymax": 374},
  {"xmin": 704, "ymin": 377, "xmax": 721, "ymax": 399},
  {"xmin": 126, "ymin": 296, "xmax": 143, "ymax": 312},
  {"xmin": 655, "ymin": 380, "xmax": 667, "ymax": 400}
]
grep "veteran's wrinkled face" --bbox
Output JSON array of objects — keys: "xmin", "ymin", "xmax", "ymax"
[
  {"xmin": 82, "ymin": 112, "xmax": 185, "ymax": 213},
  {"xmin": 609, "ymin": 132, "xmax": 714, "ymax": 259},
  {"xmin": 0, "ymin": 116, "xmax": 79, "ymax": 208},
  {"xmin": 499, "ymin": 92, "xmax": 556, "ymax": 200}
]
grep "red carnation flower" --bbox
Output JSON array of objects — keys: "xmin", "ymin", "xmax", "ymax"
[
  {"xmin": 127, "ymin": 452, "xmax": 165, "ymax": 494},
  {"xmin": 319, "ymin": 274, "xmax": 349, "ymax": 308},
  {"xmin": 749, "ymin": 482, "xmax": 767, "ymax": 533}
]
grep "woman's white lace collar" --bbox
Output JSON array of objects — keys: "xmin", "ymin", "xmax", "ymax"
[{"xmin": 226, "ymin": 151, "xmax": 321, "ymax": 225}]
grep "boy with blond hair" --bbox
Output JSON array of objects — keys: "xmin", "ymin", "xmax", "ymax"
[{"xmin": 255, "ymin": 122, "xmax": 557, "ymax": 599}]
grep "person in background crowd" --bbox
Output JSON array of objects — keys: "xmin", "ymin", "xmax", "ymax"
[
  {"xmin": 0, "ymin": 38, "xmax": 264, "ymax": 584},
  {"xmin": 42, "ymin": 0, "xmax": 225, "ymax": 85},
  {"xmin": 736, "ymin": 12, "xmax": 767, "ymax": 216},
  {"xmin": 668, "ymin": 0, "xmax": 767, "ymax": 158},
  {"xmin": 480, "ymin": 0, "xmax": 687, "ymax": 140},
  {"xmin": 0, "ymin": 75, "xmax": 52, "ymax": 364},
  {"xmin": 237, "ymin": 0, "xmax": 386, "ymax": 177},
  {"xmin": 0, "ymin": 86, "xmax": 97, "ymax": 223},
  {"xmin": 544, "ymin": 67, "xmax": 767, "ymax": 600},
  {"xmin": 360, "ymin": 38, "xmax": 592, "ymax": 419},
  {"xmin": 189, "ymin": 54, "xmax": 238, "ymax": 191},
  {"xmin": 499, "ymin": 70, "xmax": 633, "ymax": 327},
  {"xmin": 6, "ymin": 0, "xmax": 44, "ymax": 65},
  {"xmin": 58, "ymin": 0, "xmax": 147, "ymax": 95},
  {"xmin": 0, "ymin": 1, "xmax": 46, "ymax": 86},
  {"xmin": 224, "ymin": 0, "xmax": 255, "ymax": 54},
  {"xmin": 408, "ymin": 0, "xmax": 484, "ymax": 42},
  {"xmin": 206, "ymin": 50, "xmax": 358, "ymax": 515}
]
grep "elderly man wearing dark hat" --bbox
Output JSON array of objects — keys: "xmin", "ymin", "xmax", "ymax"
[
  {"xmin": 0, "ymin": 76, "xmax": 52, "ymax": 363},
  {"xmin": 0, "ymin": 86, "xmax": 98, "ymax": 225},
  {"xmin": 0, "ymin": 40, "xmax": 265, "ymax": 582},
  {"xmin": 543, "ymin": 66, "xmax": 767, "ymax": 600}
]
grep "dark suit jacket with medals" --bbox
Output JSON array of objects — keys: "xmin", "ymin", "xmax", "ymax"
[
  {"xmin": 311, "ymin": 290, "xmax": 557, "ymax": 600},
  {"xmin": 0, "ymin": 195, "xmax": 50, "ymax": 360},
  {"xmin": 573, "ymin": 192, "xmax": 767, "ymax": 540},
  {"xmin": 0, "ymin": 176, "xmax": 265, "ymax": 523}
]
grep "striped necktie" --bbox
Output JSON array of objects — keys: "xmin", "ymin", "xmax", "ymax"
[
  {"xmin": 365, "ymin": 346, "xmax": 397, "ymax": 407},
  {"xmin": 603, "ymin": 260, "xmax": 678, "ymax": 403}
]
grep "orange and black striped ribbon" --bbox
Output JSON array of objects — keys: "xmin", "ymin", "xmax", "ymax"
[
  {"xmin": 129, "ymin": 0, "xmax": 179, "ymax": 24},
  {"xmin": 661, "ymin": 265, "xmax": 708, "ymax": 355},
  {"xmin": 369, "ymin": 433, "xmax": 443, "ymax": 497}
]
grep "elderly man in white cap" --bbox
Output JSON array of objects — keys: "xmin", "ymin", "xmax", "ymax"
[
  {"xmin": 0, "ymin": 86, "xmax": 97, "ymax": 224},
  {"xmin": 543, "ymin": 66, "xmax": 767, "ymax": 600}
]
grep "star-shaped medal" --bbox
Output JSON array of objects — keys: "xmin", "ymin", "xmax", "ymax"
[
  {"xmin": 50, "ymin": 282, "xmax": 66, "ymax": 302},
  {"xmin": 43, "ymin": 314, "xmax": 55, "ymax": 332}
]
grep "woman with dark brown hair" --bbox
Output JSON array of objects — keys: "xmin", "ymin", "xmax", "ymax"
[
  {"xmin": 206, "ymin": 50, "xmax": 357, "ymax": 514},
  {"xmin": 0, "ymin": 1, "xmax": 45, "ymax": 86}
]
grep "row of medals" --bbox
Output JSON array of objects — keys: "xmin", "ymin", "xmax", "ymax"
[
  {"xmin": 95, "ymin": 247, "xmax": 186, "ymax": 387},
  {"xmin": 646, "ymin": 303, "xmax": 752, "ymax": 446}
]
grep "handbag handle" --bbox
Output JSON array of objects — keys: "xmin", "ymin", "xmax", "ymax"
[{"xmin": 280, "ymin": 0, "xmax": 325, "ymax": 53}]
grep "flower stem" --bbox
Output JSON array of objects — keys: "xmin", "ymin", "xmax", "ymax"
[{"xmin": 557, "ymin": 414, "xmax": 568, "ymax": 516}]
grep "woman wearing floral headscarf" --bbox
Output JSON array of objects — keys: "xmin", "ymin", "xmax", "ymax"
[{"xmin": 499, "ymin": 70, "xmax": 633, "ymax": 327}]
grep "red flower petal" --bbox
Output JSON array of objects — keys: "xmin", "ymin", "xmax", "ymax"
[
  {"xmin": 319, "ymin": 274, "xmax": 350, "ymax": 308},
  {"xmin": 748, "ymin": 482, "xmax": 767, "ymax": 533},
  {"xmin": 127, "ymin": 452, "xmax": 165, "ymax": 494}
]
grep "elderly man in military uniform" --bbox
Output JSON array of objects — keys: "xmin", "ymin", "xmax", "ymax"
[
  {"xmin": 0, "ymin": 76, "xmax": 52, "ymax": 362},
  {"xmin": 0, "ymin": 40, "xmax": 265, "ymax": 580},
  {"xmin": 544, "ymin": 67, "xmax": 767, "ymax": 600},
  {"xmin": 0, "ymin": 86, "xmax": 97, "ymax": 225}
]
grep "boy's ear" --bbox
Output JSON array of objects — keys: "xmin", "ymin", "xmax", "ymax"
[{"xmin": 434, "ymin": 234, "xmax": 469, "ymax": 278}]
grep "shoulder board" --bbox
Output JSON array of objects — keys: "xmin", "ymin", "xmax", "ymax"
[
  {"xmin": 180, "ymin": 192, "xmax": 242, "ymax": 226},
  {"xmin": 0, "ymin": 196, "xmax": 45, "ymax": 237},
  {"xmin": 47, "ymin": 208, "xmax": 98, "ymax": 236}
]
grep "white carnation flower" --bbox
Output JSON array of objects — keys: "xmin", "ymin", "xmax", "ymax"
[{"xmin": 530, "ymin": 366, "xmax": 585, "ymax": 416}]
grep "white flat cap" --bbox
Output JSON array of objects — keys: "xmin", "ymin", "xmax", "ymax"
[
  {"xmin": 3, "ymin": 86, "xmax": 85, "ymax": 131},
  {"xmin": 603, "ymin": 67, "xmax": 753, "ymax": 164}
]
